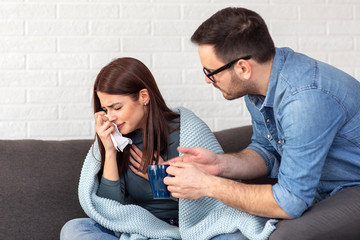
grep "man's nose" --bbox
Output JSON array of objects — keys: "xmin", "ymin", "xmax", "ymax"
[{"xmin": 205, "ymin": 76, "xmax": 213, "ymax": 84}]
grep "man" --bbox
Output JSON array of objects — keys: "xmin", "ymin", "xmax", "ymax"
[{"xmin": 164, "ymin": 7, "xmax": 360, "ymax": 239}]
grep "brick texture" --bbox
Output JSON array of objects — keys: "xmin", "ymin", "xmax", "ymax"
[{"xmin": 0, "ymin": 1, "xmax": 359, "ymax": 139}]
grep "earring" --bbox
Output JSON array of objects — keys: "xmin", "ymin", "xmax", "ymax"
[{"xmin": 144, "ymin": 101, "xmax": 149, "ymax": 106}]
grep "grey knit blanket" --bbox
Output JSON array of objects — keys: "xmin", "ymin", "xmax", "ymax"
[{"xmin": 78, "ymin": 107, "xmax": 277, "ymax": 240}]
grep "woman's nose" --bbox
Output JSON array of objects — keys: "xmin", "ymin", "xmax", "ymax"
[{"xmin": 106, "ymin": 112, "xmax": 116, "ymax": 122}]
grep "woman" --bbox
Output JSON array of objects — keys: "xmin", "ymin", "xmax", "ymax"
[
  {"xmin": 61, "ymin": 57, "xmax": 181, "ymax": 239},
  {"xmin": 93, "ymin": 57, "xmax": 181, "ymax": 225}
]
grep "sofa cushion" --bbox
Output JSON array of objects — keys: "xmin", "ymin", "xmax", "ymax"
[{"xmin": 0, "ymin": 139, "xmax": 92, "ymax": 240}]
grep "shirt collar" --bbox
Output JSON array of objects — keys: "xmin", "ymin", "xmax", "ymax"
[{"xmin": 248, "ymin": 47, "xmax": 289, "ymax": 109}]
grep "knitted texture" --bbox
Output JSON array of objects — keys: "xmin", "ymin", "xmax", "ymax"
[{"xmin": 78, "ymin": 107, "xmax": 277, "ymax": 240}]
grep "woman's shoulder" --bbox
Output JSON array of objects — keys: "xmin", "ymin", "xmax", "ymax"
[
  {"xmin": 173, "ymin": 107, "xmax": 223, "ymax": 153},
  {"xmin": 172, "ymin": 107, "xmax": 198, "ymax": 120},
  {"xmin": 172, "ymin": 106, "xmax": 211, "ymax": 135},
  {"xmin": 173, "ymin": 107, "xmax": 203, "ymax": 125}
]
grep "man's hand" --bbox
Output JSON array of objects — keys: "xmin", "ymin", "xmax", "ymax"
[
  {"xmin": 164, "ymin": 161, "xmax": 214, "ymax": 199},
  {"xmin": 169, "ymin": 147, "xmax": 222, "ymax": 176}
]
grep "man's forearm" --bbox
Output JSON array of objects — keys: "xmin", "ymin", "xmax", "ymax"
[
  {"xmin": 218, "ymin": 148, "xmax": 268, "ymax": 180},
  {"xmin": 213, "ymin": 149, "xmax": 290, "ymax": 218},
  {"xmin": 207, "ymin": 175, "xmax": 291, "ymax": 219}
]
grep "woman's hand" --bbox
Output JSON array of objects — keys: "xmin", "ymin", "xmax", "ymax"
[
  {"xmin": 94, "ymin": 111, "xmax": 116, "ymax": 154},
  {"xmin": 95, "ymin": 111, "xmax": 119, "ymax": 181},
  {"xmin": 129, "ymin": 145, "xmax": 165, "ymax": 180}
]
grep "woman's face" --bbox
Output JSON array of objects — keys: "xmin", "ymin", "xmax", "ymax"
[{"xmin": 97, "ymin": 91, "xmax": 148, "ymax": 135}]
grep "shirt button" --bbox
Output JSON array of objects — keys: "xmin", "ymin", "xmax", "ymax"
[
  {"xmin": 278, "ymin": 140, "xmax": 281, "ymax": 144},
  {"xmin": 267, "ymin": 134, "xmax": 271, "ymax": 139},
  {"xmin": 266, "ymin": 119, "xmax": 270, "ymax": 123}
]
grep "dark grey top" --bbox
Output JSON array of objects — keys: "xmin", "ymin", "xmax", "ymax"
[{"xmin": 97, "ymin": 121, "xmax": 180, "ymax": 220}]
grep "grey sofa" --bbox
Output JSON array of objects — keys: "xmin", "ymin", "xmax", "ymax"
[
  {"xmin": 0, "ymin": 126, "xmax": 252, "ymax": 240},
  {"xmin": 1, "ymin": 125, "xmax": 359, "ymax": 240}
]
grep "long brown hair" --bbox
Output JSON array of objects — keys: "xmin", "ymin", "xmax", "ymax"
[{"xmin": 93, "ymin": 57, "xmax": 179, "ymax": 175}]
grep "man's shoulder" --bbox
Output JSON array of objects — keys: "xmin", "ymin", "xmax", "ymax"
[{"xmin": 278, "ymin": 48, "xmax": 318, "ymax": 89}]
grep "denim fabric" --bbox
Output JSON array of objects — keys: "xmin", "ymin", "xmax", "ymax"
[
  {"xmin": 246, "ymin": 47, "xmax": 360, "ymax": 219},
  {"xmin": 210, "ymin": 230, "xmax": 247, "ymax": 240},
  {"xmin": 60, "ymin": 218, "xmax": 117, "ymax": 240}
]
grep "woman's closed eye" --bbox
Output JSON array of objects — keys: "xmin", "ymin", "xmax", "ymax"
[
  {"xmin": 101, "ymin": 108, "xmax": 108, "ymax": 113},
  {"xmin": 101, "ymin": 105, "xmax": 122, "ymax": 112}
]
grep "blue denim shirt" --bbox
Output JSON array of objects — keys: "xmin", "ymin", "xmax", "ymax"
[{"xmin": 246, "ymin": 47, "xmax": 360, "ymax": 219}]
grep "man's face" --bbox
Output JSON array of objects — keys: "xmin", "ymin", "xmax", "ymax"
[{"xmin": 198, "ymin": 44, "xmax": 250, "ymax": 100}]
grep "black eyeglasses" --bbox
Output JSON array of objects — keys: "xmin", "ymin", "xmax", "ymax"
[{"xmin": 203, "ymin": 55, "xmax": 252, "ymax": 82}]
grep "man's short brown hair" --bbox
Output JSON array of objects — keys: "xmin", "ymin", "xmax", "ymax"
[{"xmin": 191, "ymin": 7, "xmax": 275, "ymax": 64}]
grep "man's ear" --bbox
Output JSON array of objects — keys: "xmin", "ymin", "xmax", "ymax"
[
  {"xmin": 234, "ymin": 59, "xmax": 252, "ymax": 80},
  {"xmin": 139, "ymin": 89, "xmax": 150, "ymax": 105}
]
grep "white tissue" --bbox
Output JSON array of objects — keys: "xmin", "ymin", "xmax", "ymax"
[{"xmin": 110, "ymin": 122, "xmax": 132, "ymax": 152}]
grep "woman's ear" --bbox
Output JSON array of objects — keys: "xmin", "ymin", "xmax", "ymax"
[{"xmin": 139, "ymin": 89, "xmax": 150, "ymax": 105}]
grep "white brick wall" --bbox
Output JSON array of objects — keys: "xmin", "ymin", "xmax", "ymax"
[{"xmin": 0, "ymin": 0, "xmax": 359, "ymax": 140}]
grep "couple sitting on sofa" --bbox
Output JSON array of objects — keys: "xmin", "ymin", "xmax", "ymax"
[{"xmin": 62, "ymin": 7, "xmax": 360, "ymax": 240}]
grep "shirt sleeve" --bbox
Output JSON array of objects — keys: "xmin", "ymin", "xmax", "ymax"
[
  {"xmin": 247, "ymin": 131, "xmax": 281, "ymax": 178},
  {"xmin": 272, "ymin": 90, "xmax": 345, "ymax": 218},
  {"xmin": 96, "ymin": 176, "xmax": 123, "ymax": 202}
]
